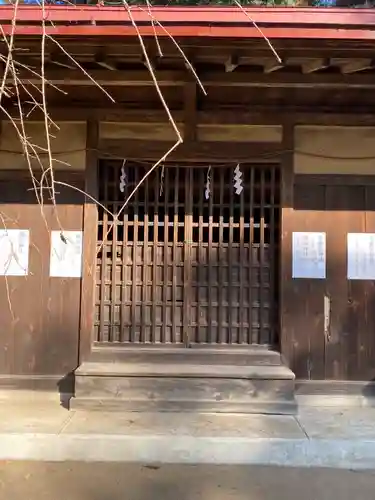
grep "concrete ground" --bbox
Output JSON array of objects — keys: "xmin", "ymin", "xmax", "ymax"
[
  {"xmin": 1, "ymin": 395, "xmax": 375, "ymax": 468},
  {"xmin": 1, "ymin": 462, "xmax": 375, "ymax": 500}
]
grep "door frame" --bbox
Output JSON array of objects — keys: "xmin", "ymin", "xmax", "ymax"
[{"xmin": 79, "ymin": 139, "xmax": 286, "ymax": 363}]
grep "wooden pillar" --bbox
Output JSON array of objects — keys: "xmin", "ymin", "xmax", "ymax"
[
  {"xmin": 183, "ymin": 81, "xmax": 197, "ymax": 144},
  {"xmin": 280, "ymin": 121, "xmax": 294, "ymax": 366},
  {"xmin": 78, "ymin": 119, "xmax": 99, "ymax": 364}
]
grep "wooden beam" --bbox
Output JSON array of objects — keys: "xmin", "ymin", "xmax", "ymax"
[
  {"xmin": 98, "ymin": 138, "xmax": 282, "ymax": 161},
  {"xmin": 279, "ymin": 120, "xmax": 295, "ymax": 367},
  {"xmin": 6, "ymin": 105, "xmax": 375, "ymax": 126},
  {"xmin": 302, "ymin": 58, "xmax": 330, "ymax": 74},
  {"xmin": 79, "ymin": 118, "xmax": 99, "ymax": 364},
  {"xmin": 295, "ymin": 174, "xmax": 375, "ymax": 186},
  {"xmin": 7, "ymin": 70, "xmax": 375, "ymax": 89},
  {"xmin": 340, "ymin": 58, "xmax": 374, "ymax": 74}
]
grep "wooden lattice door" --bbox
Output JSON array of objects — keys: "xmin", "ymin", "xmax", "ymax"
[{"xmin": 95, "ymin": 161, "xmax": 280, "ymax": 347}]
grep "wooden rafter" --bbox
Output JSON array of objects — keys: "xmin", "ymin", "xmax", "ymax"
[
  {"xmin": 49, "ymin": 53, "xmax": 76, "ymax": 70},
  {"xmin": 95, "ymin": 53, "xmax": 117, "ymax": 71},
  {"xmin": 302, "ymin": 58, "xmax": 330, "ymax": 74},
  {"xmin": 263, "ymin": 60, "xmax": 284, "ymax": 74},
  {"xmin": 224, "ymin": 55, "xmax": 239, "ymax": 73},
  {"xmin": 340, "ymin": 58, "xmax": 374, "ymax": 74}
]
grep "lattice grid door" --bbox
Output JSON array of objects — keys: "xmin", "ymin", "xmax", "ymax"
[{"xmin": 95, "ymin": 161, "xmax": 280, "ymax": 347}]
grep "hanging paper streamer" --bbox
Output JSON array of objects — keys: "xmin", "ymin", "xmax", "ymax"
[
  {"xmin": 159, "ymin": 164, "xmax": 165, "ymax": 197},
  {"xmin": 119, "ymin": 160, "xmax": 127, "ymax": 193},
  {"xmin": 233, "ymin": 164, "xmax": 243, "ymax": 195},
  {"xmin": 205, "ymin": 166, "xmax": 211, "ymax": 200}
]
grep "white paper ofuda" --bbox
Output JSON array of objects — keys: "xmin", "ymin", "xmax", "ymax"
[
  {"xmin": 347, "ymin": 233, "xmax": 375, "ymax": 280},
  {"xmin": 50, "ymin": 230, "xmax": 83, "ymax": 278},
  {"xmin": 292, "ymin": 231, "xmax": 326, "ymax": 279},
  {"xmin": 0, "ymin": 229, "xmax": 30, "ymax": 276}
]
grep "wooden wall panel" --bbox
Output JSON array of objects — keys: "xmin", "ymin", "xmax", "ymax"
[
  {"xmin": 359, "ymin": 186, "xmax": 375, "ymax": 381},
  {"xmin": 295, "ymin": 126, "xmax": 375, "ymax": 175},
  {"xmin": 0, "ymin": 173, "xmax": 84, "ymax": 380},
  {"xmin": 41, "ymin": 200, "xmax": 84, "ymax": 375},
  {"xmin": 289, "ymin": 184, "xmax": 326, "ymax": 380},
  {"xmin": 0, "ymin": 197, "xmax": 45, "ymax": 375},
  {"xmin": 284, "ymin": 175, "xmax": 375, "ymax": 381},
  {"xmin": 0, "ymin": 121, "xmax": 86, "ymax": 171},
  {"xmin": 324, "ymin": 185, "xmax": 364, "ymax": 380}
]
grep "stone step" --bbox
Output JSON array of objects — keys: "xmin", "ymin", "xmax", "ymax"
[
  {"xmin": 89, "ymin": 345, "xmax": 283, "ymax": 366},
  {"xmin": 70, "ymin": 397, "xmax": 297, "ymax": 415},
  {"xmin": 73, "ymin": 359, "xmax": 296, "ymax": 415},
  {"xmin": 76, "ymin": 361, "xmax": 293, "ymax": 379}
]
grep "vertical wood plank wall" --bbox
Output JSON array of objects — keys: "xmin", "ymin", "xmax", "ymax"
[
  {"xmin": 282, "ymin": 175, "xmax": 375, "ymax": 381},
  {"xmin": 0, "ymin": 172, "xmax": 84, "ymax": 389}
]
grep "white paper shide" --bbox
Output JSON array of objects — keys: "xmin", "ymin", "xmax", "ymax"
[
  {"xmin": 347, "ymin": 233, "xmax": 375, "ymax": 280},
  {"xmin": 0, "ymin": 229, "xmax": 29, "ymax": 276},
  {"xmin": 292, "ymin": 232, "xmax": 326, "ymax": 279},
  {"xmin": 50, "ymin": 230, "xmax": 83, "ymax": 278}
]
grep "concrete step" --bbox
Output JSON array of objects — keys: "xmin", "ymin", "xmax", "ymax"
[{"xmin": 89, "ymin": 345, "xmax": 283, "ymax": 366}]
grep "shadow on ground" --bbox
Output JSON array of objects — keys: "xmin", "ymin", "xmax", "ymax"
[{"xmin": 1, "ymin": 462, "xmax": 375, "ymax": 500}]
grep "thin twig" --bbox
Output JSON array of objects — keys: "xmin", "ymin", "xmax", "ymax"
[
  {"xmin": 0, "ymin": 14, "xmax": 56, "ymax": 212},
  {"xmin": 135, "ymin": 4, "xmax": 206, "ymax": 96},
  {"xmin": 97, "ymin": 139, "xmax": 181, "ymax": 256},
  {"xmin": 146, "ymin": 0, "xmax": 163, "ymax": 58},
  {"xmin": 54, "ymin": 180, "xmax": 114, "ymax": 216},
  {"xmin": 94, "ymin": 0, "xmax": 184, "ymax": 254},
  {"xmin": 0, "ymin": 105, "xmax": 52, "ymax": 210},
  {"xmin": 0, "ymin": 0, "xmax": 19, "ymax": 106},
  {"xmin": 41, "ymin": 0, "xmax": 62, "ymax": 230},
  {"xmin": 46, "ymin": 35, "xmax": 116, "ymax": 103},
  {"xmin": 233, "ymin": 0, "xmax": 282, "ymax": 64},
  {"xmin": 0, "ymin": 213, "xmax": 18, "ymax": 323},
  {"xmin": 123, "ymin": 1, "xmax": 182, "ymax": 141}
]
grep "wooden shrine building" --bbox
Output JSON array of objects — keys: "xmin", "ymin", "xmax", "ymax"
[{"xmin": 1, "ymin": 4, "xmax": 375, "ymax": 411}]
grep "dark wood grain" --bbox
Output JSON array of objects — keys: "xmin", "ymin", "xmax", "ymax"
[
  {"xmin": 79, "ymin": 119, "xmax": 99, "ymax": 363},
  {"xmin": 280, "ymin": 122, "xmax": 294, "ymax": 367},
  {"xmin": 0, "ymin": 173, "xmax": 84, "ymax": 378},
  {"xmin": 287, "ymin": 176, "xmax": 375, "ymax": 381}
]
